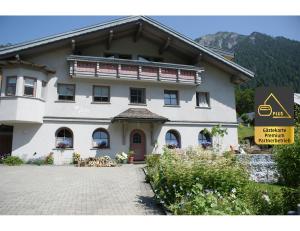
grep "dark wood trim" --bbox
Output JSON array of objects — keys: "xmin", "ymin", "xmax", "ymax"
[
  {"xmin": 92, "ymin": 85, "xmax": 111, "ymax": 103},
  {"xmin": 134, "ymin": 22, "xmax": 143, "ymax": 42},
  {"xmin": 159, "ymin": 37, "xmax": 171, "ymax": 54},
  {"xmin": 129, "ymin": 87, "xmax": 146, "ymax": 104},
  {"xmin": 107, "ymin": 30, "xmax": 114, "ymax": 50},
  {"xmin": 163, "ymin": 89, "xmax": 179, "ymax": 106}
]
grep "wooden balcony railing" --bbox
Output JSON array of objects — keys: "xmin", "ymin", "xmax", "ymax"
[{"xmin": 67, "ymin": 55, "xmax": 204, "ymax": 85}]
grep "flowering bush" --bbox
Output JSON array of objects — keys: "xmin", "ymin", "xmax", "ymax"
[
  {"xmin": 147, "ymin": 147, "xmax": 250, "ymax": 214},
  {"xmin": 57, "ymin": 143, "xmax": 68, "ymax": 149},
  {"xmin": 115, "ymin": 152, "xmax": 128, "ymax": 163},
  {"xmin": 168, "ymin": 183, "xmax": 251, "ymax": 215},
  {"xmin": 72, "ymin": 152, "xmax": 81, "ymax": 164},
  {"xmin": 45, "ymin": 153, "xmax": 54, "ymax": 165}
]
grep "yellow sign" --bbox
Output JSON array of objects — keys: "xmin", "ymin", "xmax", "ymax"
[
  {"xmin": 254, "ymin": 87, "xmax": 294, "ymax": 145},
  {"xmin": 255, "ymin": 126, "xmax": 294, "ymax": 145}
]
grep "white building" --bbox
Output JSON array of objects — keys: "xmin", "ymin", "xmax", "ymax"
[{"xmin": 0, "ymin": 16, "xmax": 254, "ymax": 164}]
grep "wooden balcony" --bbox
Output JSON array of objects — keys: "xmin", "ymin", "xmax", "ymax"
[{"xmin": 67, "ymin": 55, "xmax": 204, "ymax": 85}]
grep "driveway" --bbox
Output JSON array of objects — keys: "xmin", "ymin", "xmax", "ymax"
[{"xmin": 0, "ymin": 164, "xmax": 164, "ymax": 215}]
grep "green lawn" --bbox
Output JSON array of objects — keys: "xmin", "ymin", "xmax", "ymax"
[{"xmin": 238, "ymin": 125, "xmax": 254, "ymax": 141}]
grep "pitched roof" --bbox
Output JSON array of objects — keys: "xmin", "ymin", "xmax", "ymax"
[
  {"xmin": 111, "ymin": 108, "xmax": 169, "ymax": 123},
  {"xmin": 0, "ymin": 16, "xmax": 254, "ymax": 80}
]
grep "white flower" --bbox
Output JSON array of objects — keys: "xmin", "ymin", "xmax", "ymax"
[
  {"xmin": 172, "ymin": 184, "xmax": 176, "ymax": 188},
  {"xmin": 262, "ymin": 194, "xmax": 271, "ymax": 204},
  {"xmin": 231, "ymin": 188, "xmax": 237, "ymax": 193}
]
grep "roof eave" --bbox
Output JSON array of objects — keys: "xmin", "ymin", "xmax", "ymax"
[{"xmin": 0, "ymin": 15, "xmax": 254, "ymax": 79}]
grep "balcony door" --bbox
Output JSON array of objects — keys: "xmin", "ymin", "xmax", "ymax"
[{"xmin": 130, "ymin": 129, "xmax": 146, "ymax": 161}]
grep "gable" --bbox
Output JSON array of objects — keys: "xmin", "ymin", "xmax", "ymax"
[{"xmin": 0, "ymin": 16, "xmax": 254, "ymax": 82}]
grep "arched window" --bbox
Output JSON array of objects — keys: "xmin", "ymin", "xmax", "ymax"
[
  {"xmin": 165, "ymin": 130, "xmax": 181, "ymax": 149},
  {"xmin": 198, "ymin": 130, "xmax": 212, "ymax": 148},
  {"xmin": 55, "ymin": 127, "xmax": 73, "ymax": 148},
  {"xmin": 92, "ymin": 128, "xmax": 110, "ymax": 149}
]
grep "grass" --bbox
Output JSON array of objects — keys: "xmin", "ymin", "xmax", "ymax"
[{"xmin": 238, "ymin": 125, "xmax": 254, "ymax": 141}]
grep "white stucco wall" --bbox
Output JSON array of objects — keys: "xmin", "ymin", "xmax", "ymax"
[
  {"xmin": 0, "ymin": 34, "xmax": 240, "ymax": 164},
  {"xmin": 11, "ymin": 122, "xmax": 238, "ymax": 165}
]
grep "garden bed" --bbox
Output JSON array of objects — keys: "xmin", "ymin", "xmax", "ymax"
[{"xmin": 145, "ymin": 147, "xmax": 300, "ymax": 215}]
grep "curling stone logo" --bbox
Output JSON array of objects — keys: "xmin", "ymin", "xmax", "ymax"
[{"xmin": 258, "ymin": 93, "xmax": 291, "ymax": 119}]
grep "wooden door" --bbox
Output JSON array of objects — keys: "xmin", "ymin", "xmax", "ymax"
[{"xmin": 130, "ymin": 129, "xmax": 146, "ymax": 161}]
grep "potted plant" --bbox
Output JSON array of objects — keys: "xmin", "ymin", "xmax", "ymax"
[{"xmin": 128, "ymin": 150, "xmax": 135, "ymax": 164}]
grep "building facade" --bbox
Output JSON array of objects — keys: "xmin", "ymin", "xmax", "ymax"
[{"xmin": 0, "ymin": 16, "xmax": 254, "ymax": 164}]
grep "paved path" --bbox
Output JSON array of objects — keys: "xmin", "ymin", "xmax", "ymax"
[{"xmin": 0, "ymin": 164, "xmax": 164, "ymax": 215}]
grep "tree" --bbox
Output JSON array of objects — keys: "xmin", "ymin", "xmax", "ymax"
[{"xmin": 235, "ymin": 88, "xmax": 255, "ymax": 116}]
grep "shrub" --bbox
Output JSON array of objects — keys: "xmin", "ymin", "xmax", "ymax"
[
  {"xmin": 72, "ymin": 152, "xmax": 80, "ymax": 164},
  {"xmin": 281, "ymin": 186, "xmax": 300, "ymax": 212},
  {"xmin": 273, "ymin": 126, "xmax": 300, "ymax": 187},
  {"xmin": 169, "ymin": 183, "xmax": 251, "ymax": 215},
  {"xmin": 45, "ymin": 153, "xmax": 54, "ymax": 165},
  {"xmin": 27, "ymin": 157, "xmax": 45, "ymax": 166},
  {"xmin": 3, "ymin": 156, "xmax": 24, "ymax": 166},
  {"xmin": 145, "ymin": 154, "xmax": 160, "ymax": 168},
  {"xmin": 242, "ymin": 183, "xmax": 284, "ymax": 215},
  {"xmin": 147, "ymin": 147, "xmax": 250, "ymax": 214}
]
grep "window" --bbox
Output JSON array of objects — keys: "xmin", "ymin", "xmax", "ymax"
[
  {"xmin": 23, "ymin": 77, "xmax": 36, "ymax": 97},
  {"xmin": 5, "ymin": 76, "xmax": 17, "ymax": 96},
  {"xmin": 164, "ymin": 90, "xmax": 179, "ymax": 105},
  {"xmin": 92, "ymin": 128, "xmax": 110, "ymax": 149},
  {"xmin": 196, "ymin": 92, "xmax": 210, "ymax": 108},
  {"xmin": 165, "ymin": 130, "xmax": 181, "ymax": 149},
  {"xmin": 130, "ymin": 88, "xmax": 146, "ymax": 104},
  {"xmin": 57, "ymin": 84, "xmax": 75, "ymax": 101},
  {"xmin": 55, "ymin": 128, "xmax": 73, "ymax": 148},
  {"xmin": 198, "ymin": 130, "xmax": 212, "ymax": 148},
  {"xmin": 133, "ymin": 133, "xmax": 142, "ymax": 144},
  {"xmin": 93, "ymin": 86, "xmax": 110, "ymax": 102}
]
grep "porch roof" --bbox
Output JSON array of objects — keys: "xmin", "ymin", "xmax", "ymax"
[{"xmin": 111, "ymin": 108, "xmax": 169, "ymax": 123}]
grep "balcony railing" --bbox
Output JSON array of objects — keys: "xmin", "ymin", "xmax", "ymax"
[{"xmin": 67, "ymin": 55, "xmax": 204, "ymax": 85}]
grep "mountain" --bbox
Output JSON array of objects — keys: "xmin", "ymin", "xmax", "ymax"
[{"xmin": 196, "ymin": 32, "xmax": 300, "ymax": 92}]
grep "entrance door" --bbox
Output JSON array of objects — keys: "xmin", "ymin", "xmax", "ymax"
[
  {"xmin": 0, "ymin": 125, "xmax": 13, "ymax": 156},
  {"xmin": 130, "ymin": 129, "xmax": 146, "ymax": 161}
]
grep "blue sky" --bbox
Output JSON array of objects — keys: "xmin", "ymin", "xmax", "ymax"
[{"xmin": 0, "ymin": 16, "xmax": 299, "ymax": 45}]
